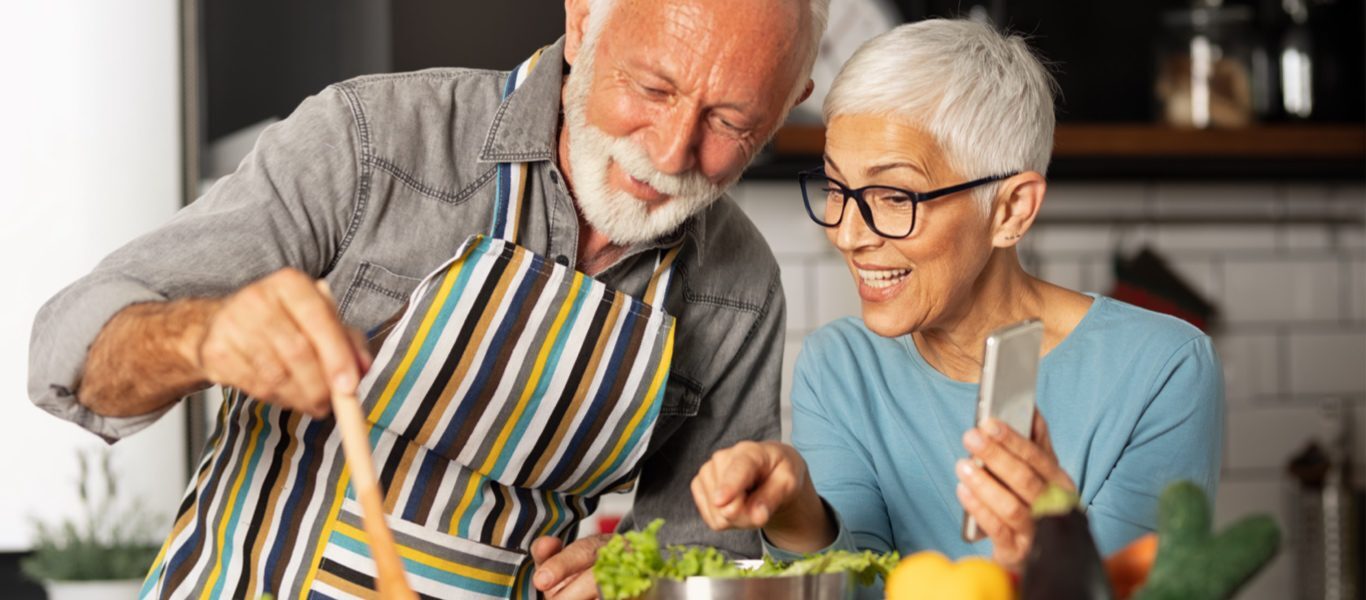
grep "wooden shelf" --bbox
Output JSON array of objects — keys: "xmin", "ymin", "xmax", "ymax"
[
  {"xmin": 772, "ymin": 123, "xmax": 1364, "ymax": 158},
  {"xmin": 1053, "ymin": 124, "xmax": 1365, "ymax": 158},
  {"xmin": 756, "ymin": 123, "xmax": 1365, "ymax": 180}
]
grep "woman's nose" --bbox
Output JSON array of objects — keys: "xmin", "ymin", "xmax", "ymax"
[{"xmin": 833, "ymin": 199, "xmax": 879, "ymax": 251}]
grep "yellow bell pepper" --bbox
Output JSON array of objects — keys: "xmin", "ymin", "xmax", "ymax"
[{"xmin": 885, "ymin": 551, "xmax": 1015, "ymax": 600}]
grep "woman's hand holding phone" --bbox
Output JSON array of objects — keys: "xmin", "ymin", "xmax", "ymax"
[{"xmin": 957, "ymin": 411, "xmax": 1076, "ymax": 572}]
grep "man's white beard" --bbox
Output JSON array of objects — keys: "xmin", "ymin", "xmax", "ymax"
[{"xmin": 561, "ymin": 44, "xmax": 736, "ymax": 246}]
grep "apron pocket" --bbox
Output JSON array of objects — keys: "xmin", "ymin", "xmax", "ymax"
[{"xmin": 312, "ymin": 497, "xmax": 525, "ymax": 599}]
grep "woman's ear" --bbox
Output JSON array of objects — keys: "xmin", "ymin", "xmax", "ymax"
[
  {"xmin": 564, "ymin": 0, "xmax": 592, "ymax": 66},
  {"xmin": 989, "ymin": 172, "xmax": 1046, "ymax": 248}
]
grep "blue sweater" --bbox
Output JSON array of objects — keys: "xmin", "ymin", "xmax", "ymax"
[{"xmin": 768, "ymin": 295, "xmax": 1223, "ymax": 564}]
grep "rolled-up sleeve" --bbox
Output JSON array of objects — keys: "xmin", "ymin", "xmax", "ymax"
[{"xmin": 28, "ymin": 86, "xmax": 362, "ymax": 442}]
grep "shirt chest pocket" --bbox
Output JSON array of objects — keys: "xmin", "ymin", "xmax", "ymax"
[
  {"xmin": 338, "ymin": 260, "xmax": 424, "ymax": 334},
  {"xmin": 660, "ymin": 374, "xmax": 701, "ymax": 418}
]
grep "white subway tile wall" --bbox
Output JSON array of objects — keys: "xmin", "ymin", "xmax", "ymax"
[
  {"xmin": 811, "ymin": 259, "xmax": 861, "ymax": 327},
  {"xmin": 1349, "ymin": 257, "xmax": 1366, "ymax": 322},
  {"xmin": 1285, "ymin": 330, "xmax": 1366, "ymax": 395},
  {"xmin": 734, "ymin": 178, "xmax": 1365, "ymax": 600},
  {"xmin": 1223, "ymin": 259, "xmax": 1342, "ymax": 323},
  {"xmin": 1215, "ymin": 333, "xmax": 1281, "ymax": 399},
  {"xmin": 1152, "ymin": 224, "xmax": 1280, "ymax": 252},
  {"xmin": 1153, "ymin": 182, "xmax": 1280, "ymax": 218},
  {"xmin": 780, "ymin": 263, "xmax": 812, "ymax": 336},
  {"xmin": 1224, "ymin": 401, "xmax": 1339, "ymax": 470}
]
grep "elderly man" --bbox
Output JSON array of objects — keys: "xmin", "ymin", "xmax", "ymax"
[{"xmin": 28, "ymin": 0, "xmax": 826, "ymax": 597}]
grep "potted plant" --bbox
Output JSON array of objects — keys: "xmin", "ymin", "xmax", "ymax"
[{"xmin": 21, "ymin": 448, "xmax": 161, "ymax": 600}]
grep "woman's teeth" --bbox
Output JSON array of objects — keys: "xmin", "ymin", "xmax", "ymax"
[{"xmin": 857, "ymin": 268, "xmax": 911, "ymax": 289}]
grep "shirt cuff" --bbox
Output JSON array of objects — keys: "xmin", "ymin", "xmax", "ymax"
[
  {"xmin": 28, "ymin": 275, "xmax": 172, "ymax": 442},
  {"xmin": 760, "ymin": 497, "xmax": 858, "ymax": 561}
]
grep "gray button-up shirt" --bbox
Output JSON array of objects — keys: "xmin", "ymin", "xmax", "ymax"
[{"xmin": 29, "ymin": 38, "xmax": 783, "ymax": 556}]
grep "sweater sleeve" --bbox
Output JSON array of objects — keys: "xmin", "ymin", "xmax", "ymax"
[
  {"xmin": 1085, "ymin": 335, "xmax": 1225, "ymax": 555},
  {"xmin": 786, "ymin": 339, "xmax": 896, "ymax": 554}
]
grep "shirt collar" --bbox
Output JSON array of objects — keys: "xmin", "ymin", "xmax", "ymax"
[
  {"xmin": 477, "ymin": 38, "xmax": 566, "ymax": 163},
  {"xmin": 477, "ymin": 36, "xmax": 708, "ymax": 258}
]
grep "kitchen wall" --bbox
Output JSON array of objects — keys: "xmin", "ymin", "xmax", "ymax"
[
  {"xmin": 0, "ymin": 0, "xmax": 188, "ymax": 555},
  {"xmin": 733, "ymin": 178, "xmax": 1366, "ymax": 600}
]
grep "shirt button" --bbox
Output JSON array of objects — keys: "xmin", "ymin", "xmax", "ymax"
[
  {"xmin": 555, "ymin": 255, "xmax": 570, "ymax": 266},
  {"xmin": 549, "ymin": 171, "xmax": 560, "ymax": 184}
]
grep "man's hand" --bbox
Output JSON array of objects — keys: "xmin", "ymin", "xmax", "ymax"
[
  {"xmin": 193, "ymin": 268, "xmax": 371, "ymax": 417},
  {"xmin": 78, "ymin": 268, "xmax": 371, "ymax": 419},
  {"xmin": 957, "ymin": 411, "xmax": 1076, "ymax": 572},
  {"xmin": 690, "ymin": 441, "xmax": 834, "ymax": 553},
  {"xmin": 531, "ymin": 534, "xmax": 610, "ymax": 600}
]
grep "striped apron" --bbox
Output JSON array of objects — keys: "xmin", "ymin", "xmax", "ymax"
[{"xmin": 140, "ymin": 49, "xmax": 681, "ymax": 599}]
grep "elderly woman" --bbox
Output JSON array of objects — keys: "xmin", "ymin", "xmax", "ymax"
[{"xmin": 689, "ymin": 18, "xmax": 1223, "ymax": 574}]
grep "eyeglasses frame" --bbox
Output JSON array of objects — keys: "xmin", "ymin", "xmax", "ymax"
[{"xmin": 797, "ymin": 167, "xmax": 1020, "ymax": 239}]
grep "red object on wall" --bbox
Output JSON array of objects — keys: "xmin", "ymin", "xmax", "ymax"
[
  {"xmin": 1108, "ymin": 247, "xmax": 1219, "ymax": 332},
  {"xmin": 597, "ymin": 515, "xmax": 623, "ymax": 535}
]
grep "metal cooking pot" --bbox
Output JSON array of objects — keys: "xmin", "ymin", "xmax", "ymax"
[{"xmin": 633, "ymin": 571, "xmax": 856, "ymax": 600}]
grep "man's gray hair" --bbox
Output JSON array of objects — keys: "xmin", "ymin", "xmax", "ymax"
[
  {"xmin": 585, "ymin": 0, "xmax": 830, "ymax": 103},
  {"xmin": 824, "ymin": 19, "xmax": 1056, "ymax": 209}
]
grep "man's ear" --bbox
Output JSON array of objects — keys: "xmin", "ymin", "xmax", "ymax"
[
  {"xmin": 564, "ymin": 0, "xmax": 592, "ymax": 66},
  {"xmin": 989, "ymin": 171, "xmax": 1046, "ymax": 249},
  {"xmin": 793, "ymin": 79, "xmax": 815, "ymax": 108}
]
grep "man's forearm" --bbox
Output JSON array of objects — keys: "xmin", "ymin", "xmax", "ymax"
[{"xmin": 78, "ymin": 298, "xmax": 220, "ymax": 418}]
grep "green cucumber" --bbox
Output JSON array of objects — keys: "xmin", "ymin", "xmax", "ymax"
[{"xmin": 1135, "ymin": 481, "xmax": 1280, "ymax": 600}]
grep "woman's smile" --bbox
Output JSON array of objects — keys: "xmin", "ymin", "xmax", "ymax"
[{"xmin": 853, "ymin": 263, "xmax": 913, "ymax": 300}]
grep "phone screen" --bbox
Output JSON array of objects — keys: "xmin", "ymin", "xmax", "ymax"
[{"xmin": 962, "ymin": 319, "xmax": 1043, "ymax": 542}]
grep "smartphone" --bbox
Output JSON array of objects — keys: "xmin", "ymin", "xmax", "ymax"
[{"xmin": 962, "ymin": 319, "xmax": 1044, "ymax": 543}]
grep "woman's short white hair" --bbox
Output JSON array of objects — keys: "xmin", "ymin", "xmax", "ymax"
[
  {"xmin": 824, "ymin": 19, "xmax": 1057, "ymax": 209},
  {"xmin": 586, "ymin": 0, "xmax": 829, "ymax": 104}
]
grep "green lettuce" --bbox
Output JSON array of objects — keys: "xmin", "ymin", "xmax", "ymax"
[{"xmin": 592, "ymin": 520, "xmax": 899, "ymax": 600}]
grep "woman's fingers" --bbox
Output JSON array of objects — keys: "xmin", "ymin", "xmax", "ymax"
[
  {"xmin": 963, "ymin": 426, "xmax": 1048, "ymax": 502},
  {"xmin": 956, "ymin": 459, "xmax": 1033, "ymax": 536},
  {"xmin": 691, "ymin": 463, "xmax": 726, "ymax": 530},
  {"xmin": 1032, "ymin": 411, "xmax": 1058, "ymax": 457},
  {"xmin": 956, "ymin": 480, "xmax": 1021, "ymax": 549},
  {"xmin": 744, "ymin": 445, "xmax": 808, "ymax": 525},
  {"xmin": 714, "ymin": 447, "xmax": 764, "ymax": 515},
  {"xmin": 958, "ymin": 412, "xmax": 1074, "ymax": 572},
  {"xmin": 745, "ymin": 464, "xmax": 795, "ymax": 524},
  {"xmin": 969, "ymin": 418, "xmax": 1076, "ymax": 497},
  {"xmin": 692, "ymin": 457, "xmax": 752, "ymax": 530},
  {"xmin": 1000, "ymin": 416, "xmax": 1075, "ymax": 492},
  {"xmin": 957, "ymin": 468, "xmax": 1031, "ymax": 571},
  {"xmin": 691, "ymin": 442, "xmax": 809, "ymax": 531}
]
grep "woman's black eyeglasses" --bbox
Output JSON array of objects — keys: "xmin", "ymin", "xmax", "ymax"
[{"xmin": 798, "ymin": 168, "xmax": 1018, "ymax": 239}]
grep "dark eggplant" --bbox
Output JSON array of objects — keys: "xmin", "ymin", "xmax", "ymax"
[{"xmin": 1020, "ymin": 485, "xmax": 1115, "ymax": 600}]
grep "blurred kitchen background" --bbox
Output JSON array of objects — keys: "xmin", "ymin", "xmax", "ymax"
[{"xmin": 0, "ymin": 0, "xmax": 1361, "ymax": 598}]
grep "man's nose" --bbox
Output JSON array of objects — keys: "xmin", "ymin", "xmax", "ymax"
[{"xmin": 646, "ymin": 107, "xmax": 702, "ymax": 175}]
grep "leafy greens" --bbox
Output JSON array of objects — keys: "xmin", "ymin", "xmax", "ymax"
[{"xmin": 592, "ymin": 520, "xmax": 899, "ymax": 600}]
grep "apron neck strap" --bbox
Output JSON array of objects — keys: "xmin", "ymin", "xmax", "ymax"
[
  {"xmin": 642, "ymin": 244, "xmax": 683, "ymax": 309},
  {"xmin": 490, "ymin": 46, "xmax": 681, "ymax": 313},
  {"xmin": 489, "ymin": 48, "xmax": 547, "ymax": 243}
]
